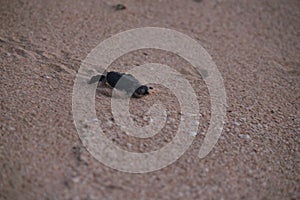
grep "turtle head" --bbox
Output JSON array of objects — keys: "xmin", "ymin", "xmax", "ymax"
[{"xmin": 133, "ymin": 85, "xmax": 152, "ymax": 98}]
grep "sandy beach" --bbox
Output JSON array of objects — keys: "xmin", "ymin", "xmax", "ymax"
[{"xmin": 0, "ymin": 0, "xmax": 299, "ymax": 199}]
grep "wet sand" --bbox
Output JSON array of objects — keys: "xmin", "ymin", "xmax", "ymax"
[{"xmin": 0, "ymin": 0, "xmax": 299, "ymax": 199}]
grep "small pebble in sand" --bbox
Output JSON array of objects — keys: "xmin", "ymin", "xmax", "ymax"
[
  {"xmin": 7, "ymin": 126, "xmax": 16, "ymax": 131},
  {"xmin": 189, "ymin": 131, "xmax": 197, "ymax": 137},
  {"xmin": 113, "ymin": 4, "xmax": 126, "ymax": 11},
  {"xmin": 240, "ymin": 118, "xmax": 247, "ymax": 122},
  {"xmin": 239, "ymin": 134, "xmax": 251, "ymax": 140},
  {"xmin": 149, "ymin": 118, "xmax": 153, "ymax": 123},
  {"xmin": 192, "ymin": 120, "xmax": 200, "ymax": 126},
  {"xmin": 41, "ymin": 75, "xmax": 51, "ymax": 79},
  {"xmin": 233, "ymin": 121, "xmax": 240, "ymax": 126},
  {"xmin": 127, "ymin": 143, "xmax": 132, "ymax": 149},
  {"xmin": 72, "ymin": 177, "xmax": 80, "ymax": 183},
  {"xmin": 92, "ymin": 118, "xmax": 98, "ymax": 122}
]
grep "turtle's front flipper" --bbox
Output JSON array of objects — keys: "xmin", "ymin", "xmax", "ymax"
[{"xmin": 88, "ymin": 75, "xmax": 106, "ymax": 84}]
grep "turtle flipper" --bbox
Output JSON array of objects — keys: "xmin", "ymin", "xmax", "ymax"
[{"xmin": 88, "ymin": 75, "xmax": 106, "ymax": 84}]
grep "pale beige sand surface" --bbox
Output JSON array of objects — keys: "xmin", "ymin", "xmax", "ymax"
[{"xmin": 0, "ymin": 0, "xmax": 299, "ymax": 199}]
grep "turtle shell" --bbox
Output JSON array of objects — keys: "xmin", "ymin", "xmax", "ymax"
[{"xmin": 106, "ymin": 71, "xmax": 142, "ymax": 93}]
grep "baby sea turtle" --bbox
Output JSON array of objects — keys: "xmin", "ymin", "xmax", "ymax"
[{"xmin": 89, "ymin": 71, "xmax": 153, "ymax": 98}]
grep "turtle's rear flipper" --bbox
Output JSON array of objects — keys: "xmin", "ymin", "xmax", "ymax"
[{"xmin": 88, "ymin": 75, "xmax": 106, "ymax": 84}]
